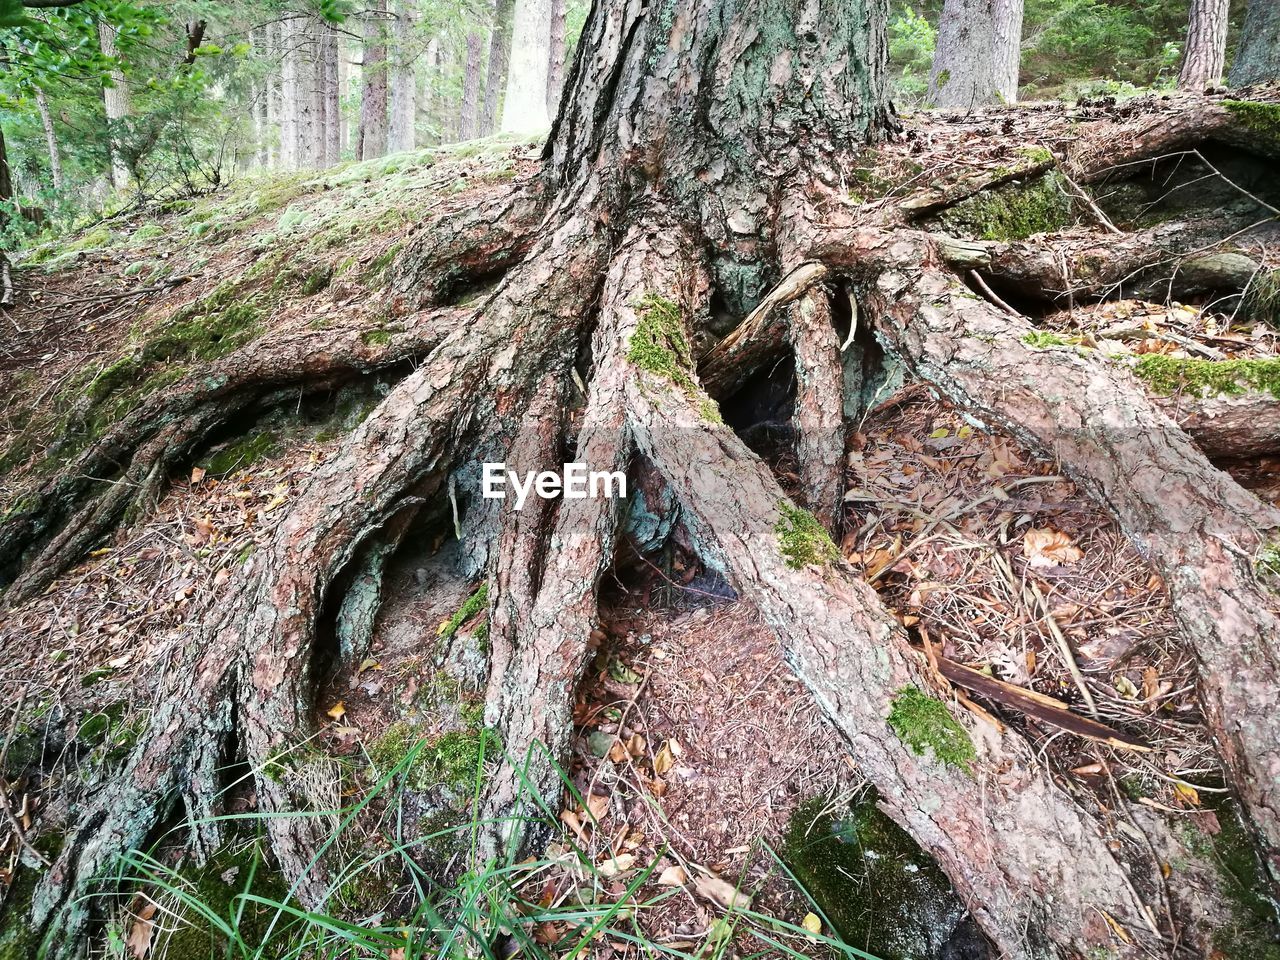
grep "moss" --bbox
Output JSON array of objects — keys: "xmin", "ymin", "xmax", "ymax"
[
  {"xmin": 202, "ymin": 430, "xmax": 277, "ymax": 476},
  {"xmin": 1224, "ymin": 100, "xmax": 1280, "ymax": 153},
  {"xmin": 300, "ymin": 265, "xmax": 333, "ymax": 295},
  {"xmin": 1022, "ymin": 331, "xmax": 1080, "ymax": 348},
  {"xmin": 887, "ymin": 687, "xmax": 975, "ymax": 771},
  {"xmin": 438, "ymin": 582, "xmax": 489, "ymax": 642},
  {"xmin": 782, "ymin": 794, "xmax": 967, "ymax": 960},
  {"xmin": 698, "ymin": 397, "xmax": 724, "ymax": 424},
  {"xmin": 1132, "ymin": 355, "xmax": 1280, "ymax": 398},
  {"xmin": 937, "ymin": 172, "xmax": 1075, "ymax": 241},
  {"xmin": 158, "ymin": 841, "xmax": 289, "ymax": 956},
  {"xmin": 627, "ymin": 294, "xmax": 695, "ymax": 390},
  {"xmin": 360, "ymin": 328, "xmax": 393, "ymax": 347},
  {"xmin": 0, "ymin": 835, "xmax": 65, "ymax": 958},
  {"xmin": 1183, "ymin": 799, "xmax": 1280, "ymax": 960},
  {"xmin": 369, "ymin": 722, "xmax": 487, "ymax": 791},
  {"xmin": 1017, "ymin": 145, "xmax": 1054, "ymax": 165},
  {"xmin": 775, "ymin": 502, "xmax": 840, "ymax": 569}
]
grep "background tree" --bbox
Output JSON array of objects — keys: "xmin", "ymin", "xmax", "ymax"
[
  {"xmin": 358, "ymin": 0, "xmax": 389, "ymax": 159},
  {"xmin": 480, "ymin": 0, "xmax": 513, "ymax": 134},
  {"xmin": 928, "ymin": 0, "xmax": 1025, "ymax": 107},
  {"xmin": 1229, "ymin": 0, "xmax": 1280, "ymax": 87},
  {"xmin": 1177, "ymin": 0, "xmax": 1229, "ymax": 90},
  {"xmin": 500, "ymin": 0, "xmax": 548, "ymax": 132}
]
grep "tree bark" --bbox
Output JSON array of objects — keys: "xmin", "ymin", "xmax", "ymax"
[
  {"xmin": 388, "ymin": 0, "xmax": 418, "ymax": 153},
  {"xmin": 279, "ymin": 17, "xmax": 300, "ymax": 170},
  {"xmin": 458, "ymin": 32, "xmax": 484, "ymax": 141},
  {"xmin": 264, "ymin": 20, "xmax": 282, "ymax": 167},
  {"xmin": 96, "ymin": 21, "xmax": 132, "ymax": 189},
  {"xmin": 480, "ymin": 0, "xmax": 514, "ymax": 136},
  {"xmin": 501, "ymin": 0, "xmax": 551, "ymax": 133},
  {"xmin": 321, "ymin": 24, "xmax": 342, "ymax": 165},
  {"xmin": 33, "ymin": 86, "xmax": 62, "ymax": 190},
  {"xmin": 545, "ymin": 0, "xmax": 565, "ymax": 118},
  {"xmin": 928, "ymin": 0, "xmax": 1024, "ymax": 109},
  {"xmin": 359, "ymin": 0, "xmax": 389, "ymax": 159},
  {"xmin": 1178, "ymin": 0, "xmax": 1230, "ymax": 90},
  {"xmin": 1230, "ymin": 0, "xmax": 1280, "ymax": 87}
]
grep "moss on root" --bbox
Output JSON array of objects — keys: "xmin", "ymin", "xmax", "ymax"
[
  {"xmin": 1022, "ymin": 330, "xmax": 1082, "ymax": 348},
  {"xmin": 438, "ymin": 582, "xmax": 489, "ymax": 642},
  {"xmin": 627, "ymin": 294, "xmax": 695, "ymax": 390},
  {"xmin": 775, "ymin": 502, "xmax": 840, "ymax": 569},
  {"xmin": 1132, "ymin": 355, "xmax": 1280, "ymax": 398},
  {"xmin": 368, "ymin": 722, "xmax": 488, "ymax": 792},
  {"xmin": 1224, "ymin": 100, "xmax": 1280, "ymax": 154},
  {"xmin": 937, "ymin": 172, "xmax": 1075, "ymax": 241},
  {"xmin": 887, "ymin": 687, "xmax": 975, "ymax": 771}
]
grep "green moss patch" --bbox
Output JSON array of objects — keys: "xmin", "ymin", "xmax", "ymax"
[
  {"xmin": 782, "ymin": 794, "xmax": 969, "ymax": 960},
  {"xmin": 202, "ymin": 430, "xmax": 278, "ymax": 476},
  {"xmin": 775, "ymin": 502, "xmax": 840, "ymax": 569},
  {"xmin": 937, "ymin": 172, "xmax": 1075, "ymax": 241},
  {"xmin": 1224, "ymin": 100, "xmax": 1280, "ymax": 154},
  {"xmin": 1132, "ymin": 355, "xmax": 1280, "ymax": 398},
  {"xmin": 438, "ymin": 582, "xmax": 489, "ymax": 642},
  {"xmin": 1022, "ymin": 330, "xmax": 1081, "ymax": 348},
  {"xmin": 368, "ymin": 721, "xmax": 488, "ymax": 792},
  {"xmin": 627, "ymin": 294, "xmax": 695, "ymax": 390},
  {"xmin": 887, "ymin": 687, "xmax": 975, "ymax": 771}
]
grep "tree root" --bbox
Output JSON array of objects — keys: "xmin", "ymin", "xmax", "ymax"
[
  {"xmin": 814, "ymin": 227, "xmax": 1280, "ymax": 876},
  {"xmin": 787, "ymin": 286, "xmax": 844, "ymax": 528}
]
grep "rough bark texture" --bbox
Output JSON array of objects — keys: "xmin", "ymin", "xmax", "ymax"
[
  {"xmin": 458, "ymin": 32, "xmax": 484, "ymax": 141},
  {"xmin": 1178, "ymin": 0, "xmax": 1230, "ymax": 91},
  {"xmin": 321, "ymin": 25, "xmax": 342, "ymax": 166},
  {"xmin": 1230, "ymin": 0, "xmax": 1280, "ymax": 87},
  {"xmin": 481, "ymin": 0, "xmax": 515, "ymax": 135},
  {"xmin": 545, "ymin": 0, "xmax": 566, "ymax": 117},
  {"xmin": 34, "ymin": 87, "xmax": 62, "ymax": 190},
  {"xmin": 928, "ymin": 0, "xmax": 1024, "ymax": 108},
  {"xmin": 358, "ymin": 0, "xmax": 390, "ymax": 160},
  {"xmin": 501, "ymin": 0, "xmax": 552, "ymax": 133}
]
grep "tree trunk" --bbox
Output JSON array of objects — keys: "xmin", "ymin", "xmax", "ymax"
[
  {"xmin": 928, "ymin": 0, "xmax": 1024, "ymax": 109},
  {"xmin": 279, "ymin": 17, "xmax": 300, "ymax": 170},
  {"xmin": 1230, "ymin": 0, "xmax": 1280, "ymax": 87},
  {"xmin": 33, "ymin": 86, "xmax": 62, "ymax": 190},
  {"xmin": 500, "ymin": 0, "xmax": 551, "ymax": 133},
  {"xmin": 545, "ymin": 0, "xmax": 565, "ymax": 118},
  {"xmin": 1178, "ymin": 0, "xmax": 1230, "ymax": 90},
  {"xmin": 388, "ymin": 0, "xmax": 418, "ymax": 153},
  {"xmin": 0, "ymin": 124, "xmax": 11, "ymax": 307},
  {"xmin": 321, "ymin": 24, "xmax": 342, "ymax": 165},
  {"xmin": 481, "ymin": 0, "xmax": 514, "ymax": 136},
  {"xmin": 294, "ymin": 19, "xmax": 320, "ymax": 169},
  {"xmin": 96, "ymin": 21, "xmax": 132, "ymax": 190},
  {"xmin": 264, "ymin": 20, "xmax": 282, "ymax": 167},
  {"xmin": 458, "ymin": 33, "xmax": 484, "ymax": 141},
  {"xmin": 359, "ymin": 0, "xmax": 390, "ymax": 159}
]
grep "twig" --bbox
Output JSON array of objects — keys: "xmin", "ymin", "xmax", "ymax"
[
  {"xmin": 1058, "ymin": 170, "xmax": 1122, "ymax": 235},
  {"xmin": 967, "ymin": 269, "xmax": 1022, "ymax": 318}
]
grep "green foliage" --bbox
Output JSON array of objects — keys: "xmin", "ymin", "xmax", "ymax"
[
  {"xmin": 1132, "ymin": 355, "xmax": 1280, "ymax": 398},
  {"xmin": 887, "ymin": 687, "xmax": 975, "ymax": 770},
  {"xmin": 887, "ymin": 6, "xmax": 936, "ymax": 101},
  {"xmin": 775, "ymin": 502, "xmax": 840, "ymax": 569},
  {"xmin": 1022, "ymin": 330, "xmax": 1081, "ymax": 348}
]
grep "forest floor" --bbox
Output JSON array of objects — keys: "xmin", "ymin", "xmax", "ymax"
[{"xmin": 2, "ymin": 96, "xmax": 1278, "ymax": 959}]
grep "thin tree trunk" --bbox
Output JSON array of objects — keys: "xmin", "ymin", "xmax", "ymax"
[
  {"xmin": 388, "ymin": 0, "xmax": 418, "ymax": 153},
  {"xmin": 33, "ymin": 87, "xmax": 63, "ymax": 190},
  {"xmin": 0, "ymin": 124, "xmax": 11, "ymax": 306},
  {"xmin": 458, "ymin": 33, "xmax": 484, "ymax": 142},
  {"xmin": 501, "ymin": 0, "xmax": 551, "ymax": 133},
  {"xmin": 1178, "ymin": 0, "xmax": 1230, "ymax": 90},
  {"xmin": 280, "ymin": 17, "xmax": 300, "ymax": 170},
  {"xmin": 359, "ymin": 0, "xmax": 389, "ymax": 159},
  {"xmin": 322, "ymin": 25, "xmax": 341, "ymax": 165},
  {"xmin": 294, "ymin": 19, "xmax": 320, "ymax": 168},
  {"xmin": 265, "ymin": 21, "xmax": 281, "ymax": 167},
  {"xmin": 421, "ymin": 35, "xmax": 442, "ymax": 145},
  {"xmin": 545, "ymin": 0, "xmax": 565, "ymax": 117},
  {"xmin": 1229, "ymin": 0, "xmax": 1279, "ymax": 87},
  {"xmin": 96, "ymin": 22, "xmax": 132, "ymax": 189},
  {"xmin": 481, "ymin": 0, "xmax": 514, "ymax": 136},
  {"xmin": 928, "ymin": 0, "xmax": 1024, "ymax": 109}
]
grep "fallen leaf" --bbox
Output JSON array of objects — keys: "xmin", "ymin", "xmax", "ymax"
[
  {"xmin": 802, "ymin": 913, "xmax": 822, "ymax": 936},
  {"xmin": 1022, "ymin": 527, "xmax": 1083, "ymax": 567},
  {"xmin": 357, "ymin": 658, "xmax": 382, "ymax": 675},
  {"xmin": 126, "ymin": 901, "xmax": 158, "ymax": 958},
  {"xmin": 190, "ymin": 466, "xmax": 206, "ymax": 484},
  {"xmin": 597, "ymin": 853, "xmax": 635, "ymax": 878},
  {"xmin": 693, "ymin": 873, "xmax": 752, "ymax": 911},
  {"xmin": 326, "ymin": 701, "xmax": 346, "ymax": 721},
  {"xmin": 1173, "ymin": 781, "xmax": 1201, "ymax": 807},
  {"xmin": 657, "ymin": 865, "xmax": 688, "ymax": 886},
  {"xmin": 585, "ymin": 793, "xmax": 609, "ymax": 823},
  {"xmin": 654, "ymin": 741, "xmax": 675, "ymax": 775}
]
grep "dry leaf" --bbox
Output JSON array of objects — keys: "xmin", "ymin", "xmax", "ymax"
[
  {"xmin": 654, "ymin": 741, "xmax": 675, "ymax": 775},
  {"xmin": 1023, "ymin": 527, "xmax": 1083, "ymax": 567},
  {"xmin": 657, "ymin": 865, "xmax": 688, "ymax": 886},
  {"xmin": 693, "ymin": 873, "xmax": 752, "ymax": 911},
  {"xmin": 127, "ymin": 901, "xmax": 158, "ymax": 958},
  {"xmin": 325, "ymin": 701, "xmax": 346, "ymax": 720},
  {"xmin": 1173, "ymin": 781, "xmax": 1201, "ymax": 807},
  {"xmin": 597, "ymin": 853, "xmax": 635, "ymax": 878},
  {"xmin": 190, "ymin": 466, "xmax": 206, "ymax": 484},
  {"xmin": 802, "ymin": 913, "xmax": 822, "ymax": 936},
  {"xmin": 585, "ymin": 793, "xmax": 609, "ymax": 823}
]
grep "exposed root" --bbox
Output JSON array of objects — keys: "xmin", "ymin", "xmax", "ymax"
[
  {"xmin": 787, "ymin": 288, "xmax": 844, "ymax": 528},
  {"xmin": 817, "ymin": 227, "xmax": 1280, "ymax": 873},
  {"xmin": 625, "ymin": 339, "xmax": 1161, "ymax": 959}
]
